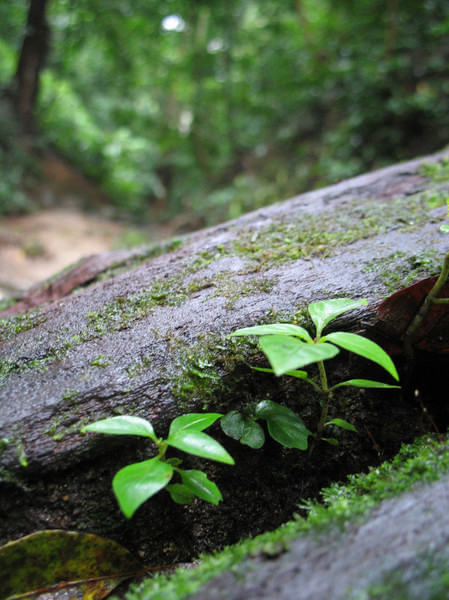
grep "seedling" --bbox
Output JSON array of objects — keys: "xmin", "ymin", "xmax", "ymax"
[
  {"xmin": 82, "ymin": 413, "xmax": 233, "ymax": 518},
  {"xmin": 222, "ymin": 298, "xmax": 400, "ymax": 450}
]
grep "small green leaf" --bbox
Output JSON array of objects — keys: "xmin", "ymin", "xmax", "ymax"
[
  {"xmin": 167, "ymin": 431, "xmax": 234, "ymax": 464},
  {"xmin": 113, "ymin": 457, "xmax": 173, "ymax": 518},
  {"xmin": 82, "ymin": 416, "xmax": 157, "ymax": 441},
  {"xmin": 323, "ymin": 332, "xmax": 399, "ymax": 381},
  {"xmin": 333, "ymin": 378, "xmax": 401, "ymax": 389},
  {"xmin": 179, "ymin": 469, "xmax": 223, "ymax": 505},
  {"xmin": 440, "ymin": 224, "xmax": 449, "ymax": 233},
  {"xmin": 325, "ymin": 418, "xmax": 358, "ymax": 433},
  {"xmin": 241, "ymin": 421, "xmax": 265, "ymax": 449},
  {"xmin": 259, "ymin": 335, "xmax": 339, "ymax": 375},
  {"xmin": 322, "ymin": 437, "xmax": 339, "ymax": 446},
  {"xmin": 169, "ymin": 413, "xmax": 223, "ymax": 437},
  {"xmin": 255, "ymin": 400, "xmax": 309, "ymax": 450},
  {"xmin": 230, "ymin": 323, "xmax": 313, "ymax": 342},
  {"xmin": 167, "ymin": 483, "xmax": 195, "ymax": 504},
  {"xmin": 220, "ymin": 411, "xmax": 245, "ymax": 440},
  {"xmin": 308, "ymin": 298, "xmax": 367, "ymax": 336},
  {"xmin": 252, "ymin": 366, "xmax": 309, "ymax": 379}
]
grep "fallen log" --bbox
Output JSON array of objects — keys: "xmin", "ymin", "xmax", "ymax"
[{"xmin": 1, "ymin": 152, "xmax": 449, "ymax": 564}]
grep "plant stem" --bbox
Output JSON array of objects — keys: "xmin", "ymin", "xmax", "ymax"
[
  {"xmin": 402, "ymin": 250, "xmax": 449, "ymax": 398},
  {"xmin": 316, "ymin": 360, "xmax": 330, "ymax": 440}
]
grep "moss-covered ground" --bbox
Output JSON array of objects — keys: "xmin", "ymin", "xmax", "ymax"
[{"xmin": 122, "ymin": 433, "xmax": 449, "ymax": 600}]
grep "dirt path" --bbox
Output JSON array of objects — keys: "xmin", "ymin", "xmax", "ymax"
[{"xmin": 0, "ymin": 206, "xmax": 167, "ymax": 300}]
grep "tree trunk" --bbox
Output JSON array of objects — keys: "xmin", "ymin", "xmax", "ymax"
[
  {"xmin": 1, "ymin": 152, "xmax": 449, "ymax": 565},
  {"xmin": 12, "ymin": 0, "xmax": 50, "ymax": 134}
]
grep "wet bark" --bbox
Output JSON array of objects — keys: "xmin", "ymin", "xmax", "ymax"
[
  {"xmin": 190, "ymin": 470, "xmax": 449, "ymax": 600},
  {"xmin": 1, "ymin": 152, "xmax": 449, "ymax": 564}
]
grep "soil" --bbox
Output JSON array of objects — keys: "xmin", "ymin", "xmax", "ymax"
[{"xmin": 0, "ymin": 203, "xmax": 179, "ymax": 300}]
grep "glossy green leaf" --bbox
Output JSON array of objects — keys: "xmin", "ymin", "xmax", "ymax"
[
  {"xmin": 82, "ymin": 415, "xmax": 156, "ymax": 441},
  {"xmin": 166, "ymin": 483, "xmax": 195, "ymax": 505},
  {"xmin": 113, "ymin": 457, "xmax": 173, "ymax": 518},
  {"xmin": 169, "ymin": 413, "xmax": 223, "ymax": 436},
  {"xmin": 167, "ymin": 430, "xmax": 234, "ymax": 464},
  {"xmin": 221, "ymin": 412, "xmax": 265, "ymax": 449},
  {"xmin": 308, "ymin": 298, "xmax": 367, "ymax": 336},
  {"xmin": 322, "ymin": 437, "xmax": 339, "ymax": 446},
  {"xmin": 255, "ymin": 400, "xmax": 309, "ymax": 450},
  {"xmin": 259, "ymin": 335, "xmax": 339, "ymax": 375},
  {"xmin": 325, "ymin": 418, "xmax": 358, "ymax": 433},
  {"xmin": 252, "ymin": 366, "xmax": 309, "ymax": 379},
  {"xmin": 230, "ymin": 323, "xmax": 313, "ymax": 342},
  {"xmin": 220, "ymin": 411, "xmax": 245, "ymax": 440},
  {"xmin": 180, "ymin": 469, "xmax": 223, "ymax": 505},
  {"xmin": 241, "ymin": 421, "xmax": 265, "ymax": 449},
  {"xmin": 0, "ymin": 530, "xmax": 144, "ymax": 600},
  {"xmin": 333, "ymin": 378, "xmax": 401, "ymax": 389},
  {"xmin": 323, "ymin": 332, "xmax": 399, "ymax": 381}
]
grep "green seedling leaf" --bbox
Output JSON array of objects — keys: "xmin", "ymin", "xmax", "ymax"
[
  {"xmin": 167, "ymin": 430, "xmax": 234, "ymax": 464},
  {"xmin": 82, "ymin": 415, "xmax": 157, "ymax": 441},
  {"xmin": 322, "ymin": 437, "xmax": 339, "ymax": 446},
  {"xmin": 255, "ymin": 400, "xmax": 309, "ymax": 450},
  {"xmin": 241, "ymin": 420, "xmax": 265, "ymax": 449},
  {"xmin": 169, "ymin": 413, "xmax": 223, "ymax": 436},
  {"xmin": 113, "ymin": 457, "xmax": 173, "ymax": 518},
  {"xmin": 253, "ymin": 366, "xmax": 309, "ymax": 379},
  {"xmin": 167, "ymin": 483, "xmax": 195, "ymax": 505},
  {"xmin": 333, "ymin": 378, "xmax": 401, "ymax": 389},
  {"xmin": 180, "ymin": 469, "xmax": 223, "ymax": 505},
  {"xmin": 308, "ymin": 298, "xmax": 367, "ymax": 337},
  {"xmin": 259, "ymin": 335, "xmax": 339, "ymax": 375},
  {"xmin": 323, "ymin": 332, "xmax": 399, "ymax": 381},
  {"xmin": 220, "ymin": 411, "xmax": 245, "ymax": 440},
  {"xmin": 0, "ymin": 530, "xmax": 144, "ymax": 600},
  {"xmin": 325, "ymin": 418, "xmax": 358, "ymax": 433},
  {"xmin": 221, "ymin": 412, "xmax": 265, "ymax": 448},
  {"xmin": 230, "ymin": 323, "xmax": 313, "ymax": 342}
]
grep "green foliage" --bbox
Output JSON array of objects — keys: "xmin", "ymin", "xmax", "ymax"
[
  {"xmin": 3, "ymin": 1, "xmax": 449, "ymax": 221},
  {"xmin": 225, "ymin": 298, "xmax": 400, "ymax": 450},
  {"xmin": 82, "ymin": 414, "xmax": 233, "ymax": 518}
]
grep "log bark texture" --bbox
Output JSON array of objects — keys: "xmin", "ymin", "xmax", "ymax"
[
  {"xmin": 1, "ymin": 152, "xmax": 449, "ymax": 563},
  {"xmin": 190, "ymin": 470, "xmax": 449, "ymax": 600}
]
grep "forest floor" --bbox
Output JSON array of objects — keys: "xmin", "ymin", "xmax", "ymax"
[{"xmin": 0, "ymin": 203, "xmax": 177, "ymax": 301}]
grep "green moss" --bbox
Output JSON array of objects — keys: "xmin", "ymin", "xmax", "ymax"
[
  {"xmin": 419, "ymin": 158, "xmax": 449, "ymax": 182},
  {"xmin": 0, "ymin": 310, "xmax": 47, "ymax": 342},
  {"xmin": 123, "ymin": 434, "xmax": 449, "ymax": 600},
  {"xmin": 90, "ymin": 355, "xmax": 111, "ymax": 368},
  {"xmin": 362, "ymin": 248, "xmax": 444, "ymax": 293}
]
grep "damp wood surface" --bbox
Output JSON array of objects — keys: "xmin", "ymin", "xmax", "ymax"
[{"xmin": 1, "ymin": 152, "xmax": 449, "ymax": 565}]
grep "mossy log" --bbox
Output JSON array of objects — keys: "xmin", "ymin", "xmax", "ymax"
[{"xmin": 1, "ymin": 152, "xmax": 449, "ymax": 564}]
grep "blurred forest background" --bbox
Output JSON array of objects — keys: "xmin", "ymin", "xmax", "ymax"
[{"xmin": 1, "ymin": 0, "xmax": 449, "ymax": 229}]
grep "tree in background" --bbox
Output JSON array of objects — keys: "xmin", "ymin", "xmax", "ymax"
[{"xmin": 1, "ymin": 1, "xmax": 449, "ymax": 224}]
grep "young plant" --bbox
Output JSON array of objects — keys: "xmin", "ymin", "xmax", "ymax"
[
  {"xmin": 222, "ymin": 298, "xmax": 400, "ymax": 450},
  {"xmin": 81, "ymin": 413, "xmax": 233, "ymax": 518}
]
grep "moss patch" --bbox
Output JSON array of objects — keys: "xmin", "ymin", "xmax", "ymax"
[{"xmin": 123, "ymin": 434, "xmax": 449, "ymax": 600}]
